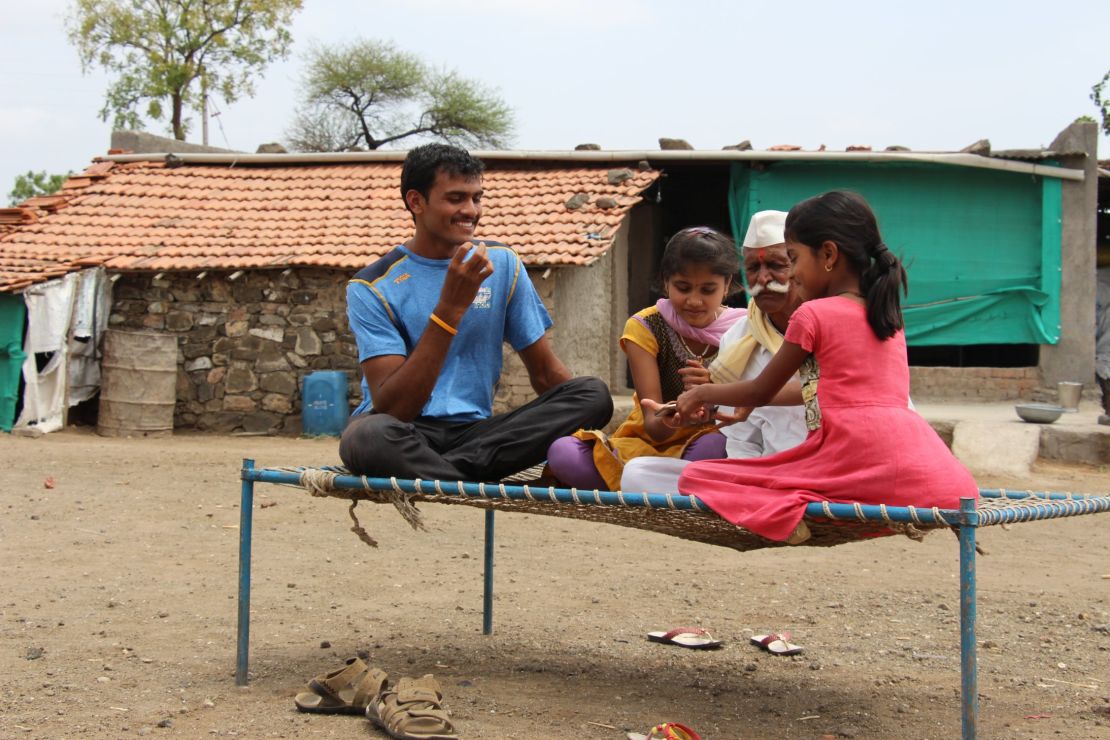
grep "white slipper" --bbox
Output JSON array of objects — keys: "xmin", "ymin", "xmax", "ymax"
[
  {"xmin": 750, "ymin": 631, "xmax": 803, "ymax": 655},
  {"xmin": 646, "ymin": 627, "xmax": 722, "ymax": 650}
]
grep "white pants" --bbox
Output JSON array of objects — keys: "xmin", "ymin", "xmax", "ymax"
[{"xmin": 620, "ymin": 456, "xmax": 691, "ymax": 494}]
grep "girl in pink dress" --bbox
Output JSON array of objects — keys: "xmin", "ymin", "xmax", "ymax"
[{"xmin": 674, "ymin": 191, "xmax": 978, "ymax": 542}]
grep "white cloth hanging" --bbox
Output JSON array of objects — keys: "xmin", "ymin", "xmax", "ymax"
[
  {"xmin": 14, "ymin": 274, "xmax": 78, "ymax": 434},
  {"xmin": 68, "ymin": 268, "xmax": 112, "ymax": 405}
]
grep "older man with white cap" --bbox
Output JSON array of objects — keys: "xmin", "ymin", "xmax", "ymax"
[{"xmin": 621, "ymin": 210, "xmax": 807, "ymax": 493}]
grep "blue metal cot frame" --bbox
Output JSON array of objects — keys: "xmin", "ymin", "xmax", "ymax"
[{"xmin": 235, "ymin": 458, "xmax": 1110, "ymax": 740}]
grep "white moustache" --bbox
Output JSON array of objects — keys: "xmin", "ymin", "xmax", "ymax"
[{"xmin": 747, "ymin": 280, "xmax": 791, "ymax": 297}]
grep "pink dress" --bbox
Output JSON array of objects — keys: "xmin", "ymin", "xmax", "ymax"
[{"xmin": 678, "ymin": 296, "xmax": 978, "ymax": 541}]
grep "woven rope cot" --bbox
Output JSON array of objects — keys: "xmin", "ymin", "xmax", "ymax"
[
  {"xmin": 261, "ymin": 465, "xmax": 1110, "ymax": 551},
  {"xmin": 236, "ymin": 460, "xmax": 1110, "ymax": 738}
]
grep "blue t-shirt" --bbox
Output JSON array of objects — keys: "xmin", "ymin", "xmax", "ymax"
[{"xmin": 347, "ymin": 241, "xmax": 552, "ymax": 421}]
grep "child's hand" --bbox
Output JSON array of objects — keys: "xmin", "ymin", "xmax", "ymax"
[
  {"xmin": 678, "ymin": 359, "xmax": 710, "ymax": 390},
  {"xmin": 675, "ymin": 388, "xmax": 715, "ymax": 426},
  {"xmin": 714, "ymin": 406, "xmax": 753, "ymax": 426},
  {"xmin": 640, "ymin": 398, "xmax": 684, "ymax": 429}
]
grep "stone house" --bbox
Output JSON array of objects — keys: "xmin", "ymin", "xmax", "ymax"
[{"xmin": 0, "ymin": 155, "xmax": 661, "ymax": 433}]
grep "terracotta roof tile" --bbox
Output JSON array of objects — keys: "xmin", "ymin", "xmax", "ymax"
[{"xmin": 0, "ymin": 160, "xmax": 659, "ymax": 292}]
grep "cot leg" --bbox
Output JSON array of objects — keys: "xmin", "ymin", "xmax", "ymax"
[
  {"xmin": 236, "ymin": 459, "xmax": 256, "ymax": 686},
  {"xmin": 483, "ymin": 509, "xmax": 495, "ymax": 635},
  {"xmin": 959, "ymin": 497, "xmax": 978, "ymax": 740}
]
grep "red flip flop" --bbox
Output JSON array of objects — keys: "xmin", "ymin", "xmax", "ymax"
[
  {"xmin": 646, "ymin": 627, "xmax": 723, "ymax": 650},
  {"xmin": 750, "ymin": 631, "xmax": 803, "ymax": 656},
  {"xmin": 627, "ymin": 722, "xmax": 702, "ymax": 740}
]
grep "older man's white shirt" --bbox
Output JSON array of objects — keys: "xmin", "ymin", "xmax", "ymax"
[
  {"xmin": 716, "ymin": 315, "xmax": 808, "ymax": 458},
  {"xmin": 620, "ymin": 315, "xmax": 807, "ymax": 493}
]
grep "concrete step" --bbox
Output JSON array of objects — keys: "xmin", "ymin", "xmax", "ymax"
[{"xmin": 917, "ymin": 401, "xmax": 1109, "ymax": 474}]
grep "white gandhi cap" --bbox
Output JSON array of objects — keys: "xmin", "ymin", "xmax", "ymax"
[{"xmin": 742, "ymin": 210, "xmax": 788, "ymax": 249}]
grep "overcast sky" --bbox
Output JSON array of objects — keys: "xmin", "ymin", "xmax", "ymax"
[{"xmin": 2, "ymin": 0, "xmax": 1108, "ymax": 202}]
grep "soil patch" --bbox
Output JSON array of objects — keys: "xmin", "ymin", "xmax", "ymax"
[{"xmin": 1, "ymin": 429, "xmax": 1107, "ymax": 738}]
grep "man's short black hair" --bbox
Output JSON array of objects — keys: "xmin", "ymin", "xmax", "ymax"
[{"xmin": 400, "ymin": 143, "xmax": 485, "ymax": 212}]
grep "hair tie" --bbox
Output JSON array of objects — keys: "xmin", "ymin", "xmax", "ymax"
[
  {"xmin": 872, "ymin": 243, "xmax": 893, "ymax": 265},
  {"xmin": 680, "ymin": 226, "xmax": 718, "ymax": 237}
]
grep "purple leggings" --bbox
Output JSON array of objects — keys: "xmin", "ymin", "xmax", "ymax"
[{"xmin": 546, "ymin": 432, "xmax": 727, "ymax": 490}]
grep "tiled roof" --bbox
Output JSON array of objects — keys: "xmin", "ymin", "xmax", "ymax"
[{"xmin": 0, "ymin": 159, "xmax": 660, "ymax": 293}]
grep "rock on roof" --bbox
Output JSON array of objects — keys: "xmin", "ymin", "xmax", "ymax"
[{"xmin": 0, "ymin": 159, "xmax": 660, "ymax": 293}]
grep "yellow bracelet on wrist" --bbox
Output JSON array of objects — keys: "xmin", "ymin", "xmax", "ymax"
[{"xmin": 429, "ymin": 312, "xmax": 458, "ymax": 336}]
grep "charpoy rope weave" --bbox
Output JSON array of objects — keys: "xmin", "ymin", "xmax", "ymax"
[
  {"xmin": 279, "ymin": 465, "xmax": 979, "ymax": 551},
  {"xmin": 270, "ymin": 466, "xmax": 1110, "ymax": 550}
]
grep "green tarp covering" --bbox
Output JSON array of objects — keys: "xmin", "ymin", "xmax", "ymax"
[
  {"xmin": 728, "ymin": 162, "xmax": 1061, "ymax": 346},
  {"xmin": 0, "ymin": 293, "xmax": 26, "ymax": 431}
]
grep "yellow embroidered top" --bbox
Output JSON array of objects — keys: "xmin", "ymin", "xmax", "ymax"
[{"xmin": 573, "ymin": 306, "xmax": 720, "ymax": 489}]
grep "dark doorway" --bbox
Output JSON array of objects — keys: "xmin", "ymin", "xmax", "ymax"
[
  {"xmin": 630, "ymin": 164, "xmax": 742, "ymax": 311},
  {"xmin": 906, "ymin": 344, "xmax": 1038, "ymax": 368}
]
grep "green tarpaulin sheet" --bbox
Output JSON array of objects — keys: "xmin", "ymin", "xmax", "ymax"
[
  {"xmin": 0, "ymin": 293, "xmax": 26, "ymax": 431},
  {"xmin": 728, "ymin": 161, "xmax": 1061, "ymax": 346}
]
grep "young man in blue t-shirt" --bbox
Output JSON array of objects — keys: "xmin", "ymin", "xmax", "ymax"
[{"xmin": 339, "ymin": 143, "xmax": 613, "ymax": 481}]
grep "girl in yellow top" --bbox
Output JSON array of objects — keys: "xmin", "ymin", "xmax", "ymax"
[{"xmin": 546, "ymin": 226, "xmax": 745, "ymax": 489}]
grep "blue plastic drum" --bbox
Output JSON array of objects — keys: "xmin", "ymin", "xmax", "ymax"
[{"xmin": 301, "ymin": 370, "xmax": 350, "ymax": 437}]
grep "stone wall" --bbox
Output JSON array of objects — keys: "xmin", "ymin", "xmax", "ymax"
[
  {"xmin": 108, "ymin": 266, "xmax": 561, "ymax": 432},
  {"xmin": 909, "ymin": 366, "xmax": 1041, "ymax": 402},
  {"xmin": 109, "ymin": 269, "xmax": 358, "ymax": 434}
]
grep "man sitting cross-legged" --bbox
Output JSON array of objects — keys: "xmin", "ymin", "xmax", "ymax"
[{"xmin": 340, "ymin": 143, "xmax": 613, "ymax": 481}]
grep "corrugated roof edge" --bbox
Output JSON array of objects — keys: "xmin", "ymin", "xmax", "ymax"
[{"xmin": 96, "ymin": 149, "xmax": 1085, "ymax": 181}]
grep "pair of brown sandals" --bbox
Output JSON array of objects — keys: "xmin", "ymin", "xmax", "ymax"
[{"xmin": 294, "ymin": 656, "xmax": 459, "ymax": 740}]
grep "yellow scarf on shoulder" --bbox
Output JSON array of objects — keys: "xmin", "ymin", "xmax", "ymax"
[{"xmin": 708, "ymin": 300, "xmax": 784, "ymax": 384}]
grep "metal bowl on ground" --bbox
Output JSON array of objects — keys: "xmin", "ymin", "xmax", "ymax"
[{"xmin": 1014, "ymin": 403, "xmax": 1064, "ymax": 424}]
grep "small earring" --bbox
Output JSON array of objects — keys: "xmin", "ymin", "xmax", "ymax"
[{"xmin": 824, "ymin": 263, "xmax": 833, "ymax": 272}]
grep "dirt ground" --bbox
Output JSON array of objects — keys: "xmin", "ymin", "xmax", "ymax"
[{"xmin": 0, "ymin": 429, "xmax": 1107, "ymax": 740}]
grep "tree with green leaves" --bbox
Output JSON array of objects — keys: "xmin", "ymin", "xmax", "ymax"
[
  {"xmin": 1092, "ymin": 70, "xmax": 1110, "ymax": 136},
  {"xmin": 8, "ymin": 171, "xmax": 71, "ymax": 206},
  {"xmin": 68, "ymin": 0, "xmax": 304, "ymax": 141},
  {"xmin": 286, "ymin": 40, "xmax": 514, "ymax": 152}
]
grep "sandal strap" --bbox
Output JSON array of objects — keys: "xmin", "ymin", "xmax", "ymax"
[
  {"xmin": 395, "ymin": 674, "xmax": 445, "ymax": 704},
  {"xmin": 401, "ymin": 674, "xmax": 444, "ymax": 692},
  {"xmin": 308, "ymin": 657, "xmax": 368, "ymax": 701},
  {"xmin": 378, "ymin": 699, "xmax": 457, "ymax": 737},
  {"xmin": 374, "ymin": 674, "xmax": 455, "ymax": 735},
  {"xmin": 401, "ymin": 707, "xmax": 452, "ymax": 722},
  {"xmin": 647, "ymin": 722, "xmax": 701, "ymax": 740},
  {"xmin": 353, "ymin": 667, "xmax": 389, "ymax": 708},
  {"xmin": 397, "ymin": 685, "xmax": 443, "ymax": 704}
]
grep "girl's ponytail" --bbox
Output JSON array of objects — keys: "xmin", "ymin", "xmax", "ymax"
[{"xmin": 860, "ymin": 242, "xmax": 908, "ymax": 340}]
